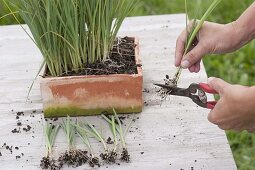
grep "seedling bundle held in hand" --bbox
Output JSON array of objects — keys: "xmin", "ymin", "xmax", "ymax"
[{"xmin": 166, "ymin": 0, "xmax": 222, "ymax": 89}]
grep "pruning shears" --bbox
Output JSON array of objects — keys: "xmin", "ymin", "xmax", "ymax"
[{"xmin": 154, "ymin": 83, "xmax": 218, "ymax": 109}]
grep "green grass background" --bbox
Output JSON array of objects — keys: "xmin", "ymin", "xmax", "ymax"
[{"xmin": 1, "ymin": 0, "xmax": 255, "ymax": 169}]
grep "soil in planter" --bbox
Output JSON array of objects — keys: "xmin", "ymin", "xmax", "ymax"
[{"xmin": 45, "ymin": 37, "xmax": 139, "ymax": 77}]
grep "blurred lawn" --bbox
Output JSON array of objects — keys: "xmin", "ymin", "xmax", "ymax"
[{"xmin": 1, "ymin": 0, "xmax": 255, "ymax": 169}]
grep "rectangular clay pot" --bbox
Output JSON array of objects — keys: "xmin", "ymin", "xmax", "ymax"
[{"xmin": 40, "ymin": 37, "xmax": 143, "ymax": 117}]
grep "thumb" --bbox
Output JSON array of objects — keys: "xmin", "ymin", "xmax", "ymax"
[
  {"xmin": 208, "ymin": 77, "xmax": 229, "ymax": 95},
  {"xmin": 181, "ymin": 43, "xmax": 207, "ymax": 69}
]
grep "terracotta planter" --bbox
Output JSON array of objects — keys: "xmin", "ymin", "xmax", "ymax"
[{"xmin": 40, "ymin": 37, "xmax": 143, "ymax": 117}]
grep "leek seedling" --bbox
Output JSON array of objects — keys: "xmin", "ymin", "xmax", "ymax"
[
  {"xmin": 106, "ymin": 116, "xmax": 118, "ymax": 163},
  {"xmin": 112, "ymin": 109, "xmax": 130, "ymax": 162},
  {"xmin": 171, "ymin": 0, "xmax": 222, "ymax": 85},
  {"xmin": 58, "ymin": 116, "xmax": 89, "ymax": 168},
  {"xmin": 40, "ymin": 123, "xmax": 60, "ymax": 170},
  {"xmin": 75, "ymin": 123, "xmax": 100, "ymax": 167},
  {"xmin": 73, "ymin": 121, "xmax": 111, "ymax": 162},
  {"xmin": 85, "ymin": 121, "xmax": 111, "ymax": 162},
  {"xmin": 101, "ymin": 114, "xmax": 134, "ymax": 138}
]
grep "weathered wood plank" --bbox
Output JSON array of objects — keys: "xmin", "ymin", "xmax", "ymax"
[{"xmin": 0, "ymin": 14, "xmax": 236, "ymax": 170}]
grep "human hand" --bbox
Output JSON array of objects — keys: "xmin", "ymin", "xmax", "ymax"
[
  {"xmin": 175, "ymin": 21, "xmax": 242, "ymax": 73},
  {"xmin": 207, "ymin": 77, "xmax": 255, "ymax": 132}
]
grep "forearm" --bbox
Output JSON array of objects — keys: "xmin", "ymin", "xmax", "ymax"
[{"xmin": 234, "ymin": 2, "xmax": 255, "ymax": 46}]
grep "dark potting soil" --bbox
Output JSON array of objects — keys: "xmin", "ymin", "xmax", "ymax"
[
  {"xmin": 106, "ymin": 137, "xmax": 114, "ymax": 144},
  {"xmin": 58, "ymin": 150, "xmax": 90, "ymax": 168},
  {"xmin": 45, "ymin": 37, "xmax": 139, "ymax": 77},
  {"xmin": 40, "ymin": 156, "xmax": 60, "ymax": 170},
  {"xmin": 120, "ymin": 148, "xmax": 130, "ymax": 163},
  {"xmin": 88, "ymin": 157, "xmax": 100, "ymax": 168},
  {"xmin": 100, "ymin": 151, "xmax": 117, "ymax": 164},
  {"xmin": 108, "ymin": 151, "xmax": 117, "ymax": 163}
]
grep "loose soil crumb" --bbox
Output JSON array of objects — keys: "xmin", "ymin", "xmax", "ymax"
[
  {"xmin": 53, "ymin": 118, "xmax": 58, "ymax": 122},
  {"xmin": 3, "ymin": 143, "xmax": 13, "ymax": 154},
  {"xmin": 119, "ymin": 116, "xmax": 126, "ymax": 121},
  {"xmin": 11, "ymin": 128, "xmax": 21, "ymax": 133},
  {"xmin": 16, "ymin": 112, "xmax": 24, "ymax": 116},
  {"xmin": 143, "ymin": 88, "xmax": 150, "ymax": 93},
  {"xmin": 106, "ymin": 137, "xmax": 114, "ymax": 144},
  {"xmin": 23, "ymin": 125, "xmax": 32, "ymax": 132}
]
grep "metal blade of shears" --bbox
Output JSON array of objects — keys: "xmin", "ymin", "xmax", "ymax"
[{"xmin": 154, "ymin": 83, "xmax": 190, "ymax": 98}]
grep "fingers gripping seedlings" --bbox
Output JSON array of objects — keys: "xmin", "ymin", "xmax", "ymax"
[
  {"xmin": 171, "ymin": 0, "xmax": 222, "ymax": 85},
  {"xmin": 40, "ymin": 123, "xmax": 60, "ymax": 170}
]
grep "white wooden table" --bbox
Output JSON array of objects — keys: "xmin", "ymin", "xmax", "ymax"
[{"xmin": 0, "ymin": 14, "xmax": 236, "ymax": 170}]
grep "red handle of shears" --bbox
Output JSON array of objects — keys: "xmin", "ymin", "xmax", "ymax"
[
  {"xmin": 199, "ymin": 83, "xmax": 218, "ymax": 109},
  {"xmin": 199, "ymin": 83, "xmax": 218, "ymax": 94},
  {"xmin": 206, "ymin": 101, "xmax": 217, "ymax": 109}
]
